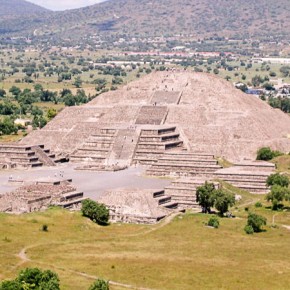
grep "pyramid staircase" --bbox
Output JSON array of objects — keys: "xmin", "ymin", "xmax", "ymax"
[
  {"xmin": 70, "ymin": 128, "xmax": 117, "ymax": 168},
  {"xmin": 133, "ymin": 125, "xmax": 185, "ymax": 165}
]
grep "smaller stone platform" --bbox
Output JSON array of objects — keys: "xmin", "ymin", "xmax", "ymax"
[
  {"xmin": 0, "ymin": 178, "xmax": 87, "ymax": 213},
  {"xmin": 98, "ymin": 188, "xmax": 184, "ymax": 224},
  {"xmin": 0, "ymin": 144, "xmax": 59, "ymax": 169}
]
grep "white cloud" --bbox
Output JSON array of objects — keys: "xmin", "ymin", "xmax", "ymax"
[{"xmin": 28, "ymin": 0, "xmax": 105, "ymax": 11}]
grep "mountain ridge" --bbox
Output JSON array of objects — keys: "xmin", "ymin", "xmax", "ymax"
[
  {"xmin": 0, "ymin": 0, "xmax": 49, "ymax": 16},
  {"xmin": 1, "ymin": 0, "xmax": 290, "ymax": 40}
]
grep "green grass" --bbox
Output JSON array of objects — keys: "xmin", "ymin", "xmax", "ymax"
[
  {"xmin": 1, "ymin": 193, "xmax": 290, "ymax": 290},
  {"xmin": 271, "ymin": 155, "xmax": 290, "ymax": 176}
]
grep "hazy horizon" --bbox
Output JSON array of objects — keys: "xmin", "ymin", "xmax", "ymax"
[{"xmin": 27, "ymin": 0, "xmax": 105, "ymax": 11}]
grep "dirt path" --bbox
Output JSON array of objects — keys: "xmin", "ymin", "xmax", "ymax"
[
  {"xmin": 126, "ymin": 211, "xmax": 184, "ymax": 237},
  {"xmin": 282, "ymin": 225, "xmax": 290, "ymax": 231},
  {"xmin": 16, "ymin": 246, "xmax": 154, "ymax": 290},
  {"xmin": 13, "ymin": 212, "xmax": 182, "ymax": 289}
]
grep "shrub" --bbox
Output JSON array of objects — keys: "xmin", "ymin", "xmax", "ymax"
[
  {"xmin": 254, "ymin": 202, "xmax": 263, "ymax": 208},
  {"xmin": 207, "ymin": 216, "xmax": 219, "ymax": 228},
  {"xmin": 246, "ymin": 213, "xmax": 267, "ymax": 233},
  {"xmin": 88, "ymin": 279, "xmax": 109, "ymax": 290},
  {"xmin": 244, "ymin": 225, "xmax": 254, "ymax": 235},
  {"xmin": 266, "ymin": 173, "xmax": 289, "ymax": 188},
  {"xmin": 256, "ymin": 147, "xmax": 283, "ymax": 161},
  {"xmin": 42, "ymin": 224, "xmax": 48, "ymax": 232},
  {"xmin": 81, "ymin": 199, "xmax": 109, "ymax": 225}
]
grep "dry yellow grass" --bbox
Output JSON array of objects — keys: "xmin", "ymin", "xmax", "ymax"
[{"xmin": 1, "ymin": 195, "xmax": 290, "ymax": 290}]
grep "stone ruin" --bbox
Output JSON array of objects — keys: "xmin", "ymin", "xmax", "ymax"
[
  {"xmin": 98, "ymin": 188, "xmax": 183, "ymax": 224},
  {"xmin": 1, "ymin": 71, "xmax": 289, "ymax": 222},
  {"xmin": 0, "ymin": 178, "xmax": 86, "ymax": 214},
  {"xmin": 0, "ymin": 144, "xmax": 66, "ymax": 169}
]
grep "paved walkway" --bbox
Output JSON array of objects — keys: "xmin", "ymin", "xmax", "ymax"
[{"xmin": 0, "ymin": 164, "xmax": 171, "ymax": 200}]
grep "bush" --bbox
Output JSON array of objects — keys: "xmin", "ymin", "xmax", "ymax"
[
  {"xmin": 244, "ymin": 225, "xmax": 254, "ymax": 235},
  {"xmin": 246, "ymin": 213, "xmax": 267, "ymax": 233},
  {"xmin": 88, "ymin": 279, "xmax": 109, "ymax": 290},
  {"xmin": 42, "ymin": 224, "xmax": 48, "ymax": 232},
  {"xmin": 266, "ymin": 173, "xmax": 289, "ymax": 188},
  {"xmin": 254, "ymin": 202, "xmax": 263, "ymax": 208},
  {"xmin": 256, "ymin": 147, "xmax": 283, "ymax": 161},
  {"xmin": 81, "ymin": 199, "xmax": 109, "ymax": 225},
  {"xmin": 207, "ymin": 216, "xmax": 219, "ymax": 228}
]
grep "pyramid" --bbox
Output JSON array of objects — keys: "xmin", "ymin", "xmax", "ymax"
[{"xmin": 21, "ymin": 71, "xmax": 290, "ymax": 163}]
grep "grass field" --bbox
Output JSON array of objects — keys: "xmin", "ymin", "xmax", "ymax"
[{"xmin": 0, "ymin": 187, "xmax": 290, "ymax": 290}]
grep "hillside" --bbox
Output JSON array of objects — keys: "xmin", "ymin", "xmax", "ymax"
[
  {"xmin": 0, "ymin": 0, "xmax": 290, "ymax": 40},
  {"xmin": 0, "ymin": 0, "xmax": 48, "ymax": 16}
]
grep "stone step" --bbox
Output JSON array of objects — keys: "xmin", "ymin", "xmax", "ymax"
[
  {"xmin": 162, "ymin": 201, "xmax": 179, "ymax": 209},
  {"xmin": 147, "ymin": 170, "xmax": 214, "ymax": 177},
  {"xmin": 229, "ymin": 183, "xmax": 269, "ymax": 190},
  {"xmin": 220, "ymin": 178, "xmax": 268, "ymax": 184},
  {"xmin": 157, "ymin": 159, "xmax": 218, "ymax": 165},
  {"xmin": 60, "ymin": 191, "xmax": 84, "ymax": 202},
  {"xmin": 137, "ymin": 140, "xmax": 183, "ymax": 149},
  {"xmin": 214, "ymin": 173, "xmax": 269, "ymax": 181},
  {"xmin": 164, "ymin": 152, "xmax": 215, "ymax": 159},
  {"xmin": 59, "ymin": 197, "xmax": 87, "ymax": 208},
  {"xmin": 153, "ymin": 190, "xmax": 165, "ymax": 198},
  {"xmin": 165, "ymin": 185, "xmax": 197, "ymax": 193},
  {"xmin": 30, "ymin": 161, "xmax": 43, "ymax": 168},
  {"xmin": 70, "ymin": 156, "xmax": 106, "ymax": 163},
  {"xmin": 149, "ymin": 164, "xmax": 221, "ymax": 171},
  {"xmin": 79, "ymin": 147, "xmax": 110, "ymax": 152},
  {"xmin": 0, "ymin": 151, "xmax": 36, "ymax": 157},
  {"xmin": 10, "ymin": 158, "xmax": 40, "ymax": 165},
  {"xmin": 141, "ymin": 132, "xmax": 180, "ymax": 139},
  {"xmin": 155, "ymin": 195, "xmax": 172, "ymax": 205},
  {"xmin": 141, "ymin": 126, "xmax": 176, "ymax": 136}
]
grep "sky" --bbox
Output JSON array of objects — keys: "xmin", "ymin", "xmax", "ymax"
[{"xmin": 28, "ymin": 0, "xmax": 105, "ymax": 11}]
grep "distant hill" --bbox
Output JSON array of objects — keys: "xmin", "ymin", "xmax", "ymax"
[
  {"xmin": 1, "ymin": 0, "xmax": 290, "ymax": 40},
  {"xmin": 0, "ymin": 0, "xmax": 48, "ymax": 16}
]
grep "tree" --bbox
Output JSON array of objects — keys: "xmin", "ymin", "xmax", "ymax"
[
  {"xmin": 266, "ymin": 173, "xmax": 289, "ymax": 188},
  {"xmin": 0, "ymin": 117, "xmax": 18, "ymax": 135},
  {"xmin": 251, "ymin": 75, "xmax": 264, "ymax": 87},
  {"xmin": 256, "ymin": 147, "xmax": 282, "ymax": 161},
  {"xmin": 280, "ymin": 66, "xmax": 290, "ymax": 77},
  {"xmin": 73, "ymin": 76, "xmax": 83, "ymax": 88},
  {"xmin": 9, "ymin": 86, "xmax": 21, "ymax": 98},
  {"xmin": 196, "ymin": 182, "xmax": 216, "ymax": 213},
  {"xmin": 245, "ymin": 213, "xmax": 267, "ymax": 233},
  {"xmin": 0, "ymin": 89, "xmax": 6, "ymax": 98},
  {"xmin": 88, "ymin": 279, "xmax": 109, "ymax": 290},
  {"xmin": 81, "ymin": 199, "xmax": 109, "ymax": 225},
  {"xmin": 266, "ymin": 185, "xmax": 290, "ymax": 210},
  {"xmin": 47, "ymin": 108, "xmax": 57, "ymax": 120},
  {"xmin": 213, "ymin": 190, "xmax": 235, "ymax": 216},
  {"xmin": 0, "ymin": 267, "xmax": 60, "ymax": 290}
]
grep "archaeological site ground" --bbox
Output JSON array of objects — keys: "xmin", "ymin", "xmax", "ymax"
[{"xmin": 1, "ymin": 71, "xmax": 290, "ymax": 289}]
